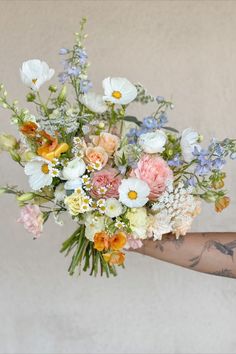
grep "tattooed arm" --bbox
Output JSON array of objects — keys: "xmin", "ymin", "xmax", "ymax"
[{"xmin": 133, "ymin": 233, "xmax": 236, "ymax": 278}]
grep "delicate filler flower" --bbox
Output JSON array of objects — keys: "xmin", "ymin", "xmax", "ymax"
[
  {"xmin": 62, "ymin": 157, "xmax": 86, "ymax": 180},
  {"xmin": 20, "ymin": 59, "xmax": 55, "ymax": 91},
  {"xmin": 138, "ymin": 130, "xmax": 167, "ymax": 154},
  {"xmin": 24, "ymin": 157, "xmax": 54, "ymax": 191},
  {"xmin": 90, "ymin": 168, "xmax": 122, "ymax": 199},
  {"xmin": 103, "ymin": 77, "xmax": 137, "ymax": 105},
  {"xmin": 131, "ymin": 154, "xmax": 173, "ymax": 201},
  {"xmin": 118, "ymin": 177, "xmax": 150, "ymax": 208},
  {"xmin": 104, "ymin": 198, "xmax": 123, "ymax": 218},
  {"xmin": 181, "ymin": 128, "xmax": 201, "ymax": 162},
  {"xmin": 92, "ymin": 132, "xmax": 120, "ymax": 155},
  {"xmin": 80, "ymin": 92, "xmax": 108, "ymax": 114},
  {"xmin": 17, "ymin": 205, "xmax": 43, "ymax": 238}
]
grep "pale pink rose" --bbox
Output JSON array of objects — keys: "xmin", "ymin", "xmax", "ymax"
[
  {"xmin": 17, "ymin": 205, "xmax": 43, "ymax": 238},
  {"xmin": 85, "ymin": 146, "xmax": 108, "ymax": 169},
  {"xmin": 124, "ymin": 235, "xmax": 143, "ymax": 250},
  {"xmin": 131, "ymin": 154, "xmax": 173, "ymax": 201},
  {"xmin": 90, "ymin": 168, "xmax": 122, "ymax": 199},
  {"xmin": 92, "ymin": 132, "xmax": 120, "ymax": 155}
]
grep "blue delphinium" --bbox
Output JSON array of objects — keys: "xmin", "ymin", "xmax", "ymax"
[
  {"xmin": 168, "ymin": 154, "xmax": 183, "ymax": 167},
  {"xmin": 142, "ymin": 116, "xmax": 158, "ymax": 129},
  {"xmin": 156, "ymin": 113, "xmax": 168, "ymax": 129},
  {"xmin": 192, "ymin": 147, "xmax": 212, "ymax": 175},
  {"xmin": 75, "ymin": 48, "xmax": 88, "ymax": 65},
  {"xmin": 59, "ymin": 48, "xmax": 70, "ymax": 55},
  {"xmin": 80, "ymin": 79, "xmax": 93, "ymax": 93}
]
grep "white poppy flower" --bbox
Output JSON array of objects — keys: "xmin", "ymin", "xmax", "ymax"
[
  {"xmin": 105, "ymin": 198, "xmax": 123, "ymax": 218},
  {"xmin": 20, "ymin": 59, "xmax": 55, "ymax": 91},
  {"xmin": 181, "ymin": 128, "xmax": 201, "ymax": 162},
  {"xmin": 79, "ymin": 92, "xmax": 107, "ymax": 114},
  {"xmin": 24, "ymin": 157, "xmax": 54, "ymax": 191},
  {"xmin": 62, "ymin": 157, "xmax": 86, "ymax": 180},
  {"xmin": 138, "ymin": 130, "xmax": 167, "ymax": 154},
  {"xmin": 118, "ymin": 177, "xmax": 150, "ymax": 208},
  {"xmin": 103, "ymin": 77, "xmax": 137, "ymax": 105}
]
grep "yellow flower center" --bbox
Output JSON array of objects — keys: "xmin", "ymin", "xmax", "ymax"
[
  {"xmin": 41, "ymin": 163, "xmax": 49, "ymax": 174},
  {"xmin": 32, "ymin": 78, "xmax": 38, "ymax": 85},
  {"xmin": 128, "ymin": 190, "xmax": 138, "ymax": 200},
  {"xmin": 112, "ymin": 90, "xmax": 122, "ymax": 99}
]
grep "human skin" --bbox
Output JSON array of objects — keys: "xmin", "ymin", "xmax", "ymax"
[{"xmin": 132, "ymin": 233, "xmax": 236, "ymax": 278}]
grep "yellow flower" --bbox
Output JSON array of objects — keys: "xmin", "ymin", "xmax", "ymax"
[
  {"xmin": 103, "ymin": 251, "xmax": 125, "ymax": 265},
  {"xmin": 215, "ymin": 196, "xmax": 230, "ymax": 213},
  {"xmin": 109, "ymin": 232, "xmax": 126, "ymax": 251},
  {"xmin": 94, "ymin": 231, "xmax": 109, "ymax": 251},
  {"xmin": 64, "ymin": 192, "xmax": 91, "ymax": 216}
]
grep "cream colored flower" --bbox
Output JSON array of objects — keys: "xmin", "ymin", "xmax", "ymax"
[
  {"xmin": 126, "ymin": 207, "xmax": 148, "ymax": 239},
  {"xmin": 118, "ymin": 177, "xmax": 150, "ymax": 208},
  {"xmin": 103, "ymin": 77, "xmax": 137, "ymax": 105},
  {"xmin": 20, "ymin": 59, "xmax": 55, "ymax": 91},
  {"xmin": 79, "ymin": 92, "xmax": 108, "ymax": 113},
  {"xmin": 105, "ymin": 198, "xmax": 123, "ymax": 218},
  {"xmin": 64, "ymin": 191, "xmax": 92, "ymax": 216},
  {"xmin": 181, "ymin": 128, "xmax": 201, "ymax": 162},
  {"xmin": 84, "ymin": 212, "xmax": 106, "ymax": 241}
]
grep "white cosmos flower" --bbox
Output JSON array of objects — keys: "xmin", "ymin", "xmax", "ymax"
[
  {"xmin": 105, "ymin": 198, "xmax": 123, "ymax": 218},
  {"xmin": 103, "ymin": 77, "xmax": 137, "ymax": 105},
  {"xmin": 181, "ymin": 128, "xmax": 201, "ymax": 162},
  {"xmin": 79, "ymin": 92, "xmax": 108, "ymax": 114},
  {"xmin": 118, "ymin": 177, "xmax": 150, "ymax": 208},
  {"xmin": 24, "ymin": 157, "xmax": 54, "ymax": 191},
  {"xmin": 20, "ymin": 59, "xmax": 55, "ymax": 91},
  {"xmin": 138, "ymin": 130, "xmax": 167, "ymax": 154},
  {"xmin": 62, "ymin": 157, "xmax": 86, "ymax": 180}
]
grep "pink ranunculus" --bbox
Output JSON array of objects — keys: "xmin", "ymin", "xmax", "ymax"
[
  {"xmin": 17, "ymin": 205, "xmax": 43, "ymax": 238},
  {"xmin": 124, "ymin": 235, "xmax": 143, "ymax": 250},
  {"xmin": 90, "ymin": 168, "xmax": 122, "ymax": 199},
  {"xmin": 131, "ymin": 154, "xmax": 173, "ymax": 201}
]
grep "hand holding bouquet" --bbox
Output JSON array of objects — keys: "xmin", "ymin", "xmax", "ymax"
[{"xmin": 1, "ymin": 18, "xmax": 235, "ymax": 277}]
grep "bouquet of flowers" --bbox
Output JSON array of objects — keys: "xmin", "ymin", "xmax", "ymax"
[{"xmin": 0, "ymin": 18, "xmax": 236, "ymax": 277}]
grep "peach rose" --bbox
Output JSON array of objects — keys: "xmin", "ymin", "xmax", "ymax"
[
  {"xmin": 92, "ymin": 132, "xmax": 120, "ymax": 155},
  {"xmin": 85, "ymin": 146, "xmax": 108, "ymax": 169}
]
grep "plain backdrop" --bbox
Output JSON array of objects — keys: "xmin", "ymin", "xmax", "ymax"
[{"xmin": 0, "ymin": 1, "xmax": 236, "ymax": 353}]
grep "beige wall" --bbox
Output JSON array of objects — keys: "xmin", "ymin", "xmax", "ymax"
[{"xmin": 1, "ymin": 1, "xmax": 236, "ymax": 353}]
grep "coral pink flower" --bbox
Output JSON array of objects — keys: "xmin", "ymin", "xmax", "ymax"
[
  {"xmin": 90, "ymin": 168, "xmax": 122, "ymax": 199},
  {"xmin": 131, "ymin": 154, "xmax": 173, "ymax": 201},
  {"xmin": 17, "ymin": 205, "xmax": 43, "ymax": 238},
  {"xmin": 92, "ymin": 132, "xmax": 120, "ymax": 155}
]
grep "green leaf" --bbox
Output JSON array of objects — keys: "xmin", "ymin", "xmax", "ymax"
[{"xmin": 123, "ymin": 116, "xmax": 142, "ymax": 126}]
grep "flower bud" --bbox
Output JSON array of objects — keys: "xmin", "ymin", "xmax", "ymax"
[
  {"xmin": 0, "ymin": 134, "xmax": 17, "ymax": 151},
  {"xmin": 26, "ymin": 92, "xmax": 36, "ymax": 102},
  {"xmin": 22, "ymin": 150, "xmax": 36, "ymax": 161},
  {"xmin": 49, "ymin": 85, "xmax": 57, "ymax": 93},
  {"xmin": 98, "ymin": 122, "xmax": 105, "ymax": 129},
  {"xmin": 0, "ymin": 187, "xmax": 7, "ymax": 196},
  {"xmin": 16, "ymin": 193, "xmax": 34, "ymax": 202},
  {"xmin": 9, "ymin": 149, "xmax": 21, "ymax": 162},
  {"xmin": 215, "ymin": 196, "xmax": 230, "ymax": 213},
  {"xmin": 202, "ymin": 191, "xmax": 218, "ymax": 203},
  {"xmin": 58, "ymin": 85, "xmax": 67, "ymax": 103}
]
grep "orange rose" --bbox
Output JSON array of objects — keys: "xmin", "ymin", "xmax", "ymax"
[
  {"xmin": 92, "ymin": 132, "xmax": 120, "ymax": 155},
  {"xmin": 94, "ymin": 231, "xmax": 109, "ymax": 251},
  {"xmin": 215, "ymin": 196, "xmax": 230, "ymax": 213},
  {"xmin": 103, "ymin": 251, "xmax": 125, "ymax": 265},
  {"xmin": 109, "ymin": 232, "xmax": 127, "ymax": 251},
  {"xmin": 85, "ymin": 146, "xmax": 108, "ymax": 169}
]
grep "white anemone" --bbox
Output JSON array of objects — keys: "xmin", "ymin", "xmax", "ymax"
[
  {"xmin": 79, "ymin": 92, "xmax": 108, "ymax": 114},
  {"xmin": 103, "ymin": 77, "xmax": 137, "ymax": 105},
  {"xmin": 20, "ymin": 59, "xmax": 55, "ymax": 91},
  {"xmin": 118, "ymin": 177, "xmax": 150, "ymax": 208},
  {"xmin": 24, "ymin": 157, "xmax": 54, "ymax": 191}
]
